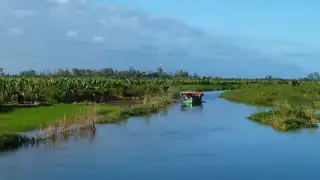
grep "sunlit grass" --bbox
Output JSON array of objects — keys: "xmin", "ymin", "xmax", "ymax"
[
  {"xmin": 220, "ymin": 84, "xmax": 320, "ymax": 131},
  {"xmin": 220, "ymin": 83, "xmax": 320, "ymax": 107},
  {"xmin": 0, "ymin": 104, "xmax": 91, "ymax": 133}
]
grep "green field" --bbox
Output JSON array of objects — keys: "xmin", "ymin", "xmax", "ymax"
[
  {"xmin": 219, "ymin": 83, "xmax": 320, "ymax": 107},
  {"xmin": 0, "ymin": 81, "xmax": 222, "ymax": 134},
  {"xmin": 0, "ymin": 77, "xmax": 318, "ymax": 134},
  {"xmin": 219, "ymin": 83, "xmax": 320, "ymax": 131},
  {"xmin": 0, "ymin": 104, "xmax": 93, "ymax": 133}
]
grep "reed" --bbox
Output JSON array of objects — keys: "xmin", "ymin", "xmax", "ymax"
[
  {"xmin": 220, "ymin": 83, "xmax": 320, "ymax": 131},
  {"xmin": 248, "ymin": 101, "xmax": 319, "ymax": 131}
]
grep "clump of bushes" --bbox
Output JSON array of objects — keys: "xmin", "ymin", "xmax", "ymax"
[{"xmin": 0, "ymin": 133, "xmax": 31, "ymax": 151}]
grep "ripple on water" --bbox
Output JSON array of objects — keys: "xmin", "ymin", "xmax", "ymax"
[{"xmin": 159, "ymin": 130, "xmax": 181, "ymax": 140}]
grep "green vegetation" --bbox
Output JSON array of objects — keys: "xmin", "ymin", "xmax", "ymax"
[
  {"xmin": 0, "ymin": 104, "xmax": 91, "ymax": 133},
  {"xmin": 0, "ymin": 93, "xmax": 175, "ymax": 150},
  {"xmin": 1, "ymin": 66, "xmax": 319, "ymax": 150},
  {"xmin": 0, "ymin": 133, "xmax": 30, "ymax": 151},
  {"xmin": 0, "ymin": 83, "xmax": 218, "ymax": 135},
  {"xmin": 175, "ymin": 84, "xmax": 240, "ymax": 92},
  {"xmin": 249, "ymin": 102, "xmax": 319, "ymax": 131},
  {"xmin": 0, "ymin": 77, "xmax": 232, "ymax": 104},
  {"xmin": 0, "ymin": 76, "xmax": 302, "ymax": 105},
  {"xmin": 220, "ymin": 83, "xmax": 320, "ymax": 107},
  {"xmin": 0, "ymin": 66, "xmax": 307, "ymax": 105},
  {"xmin": 96, "ymin": 94, "xmax": 174, "ymax": 123},
  {"xmin": 220, "ymin": 83, "xmax": 320, "ymax": 131},
  {"xmin": 0, "ymin": 77, "xmax": 317, "ymax": 133}
]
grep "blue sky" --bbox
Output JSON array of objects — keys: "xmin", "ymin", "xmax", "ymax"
[
  {"xmin": 1, "ymin": 0, "xmax": 318, "ymax": 77},
  {"xmin": 98, "ymin": 0, "xmax": 320, "ymax": 47}
]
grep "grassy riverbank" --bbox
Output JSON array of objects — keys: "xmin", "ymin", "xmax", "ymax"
[
  {"xmin": 0, "ymin": 82, "xmax": 238, "ymax": 151},
  {"xmin": 0, "ymin": 104, "xmax": 92, "ymax": 133},
  {"xmin": 0, "ymin": 85, "xmax": 215, "ymax": 150},
  {"xmin": 95, "ymin": 94, "xmax": 174, "ymax": 123},
  {"xmin": 0, "ymin": 98, "xmax": 168, "ymax": 134},
  {"xmin": 0, "ymin": 95, "xmax": 175, "ymax": 151},
  {"xmin": 248, "ymin": 102, "xmax": 319, "ymax": 131},
  {"xmin": 0, "ymin": 95, "xmax": 173, "ymax": 150},
  {"xmin": 220, "ymin": 83, "xmax": 320, "ymax": 131},
  {"xmin": 0, "ymin": 84, "xmax": 218, "ymax": 135}
]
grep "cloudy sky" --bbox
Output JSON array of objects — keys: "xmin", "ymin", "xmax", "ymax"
[{"xmin": 0, "ymin": 0, "xmax": 319, "ymax": 78}]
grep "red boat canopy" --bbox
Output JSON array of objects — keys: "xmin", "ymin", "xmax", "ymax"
[{"xmin": 180, "ymin": 91, "xmax": 203, "ymax": 96}]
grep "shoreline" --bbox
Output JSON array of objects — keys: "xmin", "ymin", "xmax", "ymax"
[
  {"xmin": 219, "ymin": 84, "xmax": 320, "ymax": 131},
  {"xmin": 0, "ymin": 85, "xmax": 220, "ymax": 151},
  {"xmin": 0, "ymin": 102, "xmax": 172, "ymax": 151},
  {"xmin": 0, "ymin": 95, "xmax": 174, "ymax": 151}
]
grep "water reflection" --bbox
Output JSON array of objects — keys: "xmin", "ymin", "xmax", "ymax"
[
  {"xmin": 3, "ymin": 91, "xmax": 320, "ymax": 180},
  {"xmin": 143, "ymin": 114, "xmax": 152, "ymax": 124},
  {"xmin": 159, "ymin": 107, "xmax": 169, "ymax": 116},
  {"xmin": 141, "ymin": 106, "xmax": 172, "ymax": 123},
  {"xmin": 180, "ymin": 104, "xmax": 204, "ymax": 113},
  {"xmin": 21, "ymin": 127, "xmax": 96, "ymax": 151}
]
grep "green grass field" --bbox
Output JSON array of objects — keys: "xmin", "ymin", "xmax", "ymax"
[
  {"xmin": 220, "ymin": 83, "xmax": 320, "ymax": 131},
  {"xmin": 0, "ymin": 104, "xmax": 92, "ymax": 133},
  {"xmin": 219, "ymin": 83, "xmax": 320, "ymax": 107}
]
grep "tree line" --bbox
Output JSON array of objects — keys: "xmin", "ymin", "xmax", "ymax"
[
  {"xmin": 0, "ymin": 67, "xmax": 195, "ymax": 78},
  {"xmin": 0, "ymin": 67, "xmax": 317, "ymax": 81}
]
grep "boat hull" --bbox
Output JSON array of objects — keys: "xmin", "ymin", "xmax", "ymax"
[
  {"xmin": 181, "ymin": 97, "xmax": 202, "ymax": 107},
  {"xmin": 180, "ymin": 91, "xmax": 203, "ymax": 107}
]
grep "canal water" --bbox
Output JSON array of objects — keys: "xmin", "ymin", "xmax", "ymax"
[{"xmin": 1, "ymin": 91, "xmax": 320, "ymax": 180}]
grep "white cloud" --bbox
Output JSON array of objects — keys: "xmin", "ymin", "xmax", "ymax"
[
  {"xmin": 66, "ymin": 30, "xmax": 79, "ymax": 38},
  {"xmin": 12, "ymin": 9, "xmax": 35, "ymax": 19},
  {"xmin": 92, "ymin": 36, "xmax": 105, "ymax": 43},
  {"xmin": 56, "ymin": 0, "xmax": 69, "ymax": 4},
  {"xmin": 9, "ymin": 28, "xmax": 24, "ymax": 35}
]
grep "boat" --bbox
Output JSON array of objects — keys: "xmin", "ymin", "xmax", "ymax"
[{"xmin": 180, "ymin": 91, "xmax": 204, "ymax": 107}]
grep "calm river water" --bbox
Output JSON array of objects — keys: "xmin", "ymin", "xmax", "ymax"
[{"xmin": 1, "ymin": 91, "xmax": 320, "ymax": 180}]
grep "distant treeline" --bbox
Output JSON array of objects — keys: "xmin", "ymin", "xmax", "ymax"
[
  {"xmin": 0, "ymin": 67, "xmax": 317, "ymax": 81},
  {"xmin": 0, "ymin": 67, "xmax": 193, "ymax": 78}
]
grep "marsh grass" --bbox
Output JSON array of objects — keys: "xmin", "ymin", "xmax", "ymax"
[
  {"xmin": 0, "ymin": 133, "xmax": 30, "ymax": 151},
  {"xmin": 35, "ymin": 107, "xmax": 97, "ymax": 140},
  {"xmin": 248, "ymin": 101, "xmax": 319, "ymax": 131},
  {"xmin": 0, "ymin": 84, "xmax": 215, "ymax": 151},
  {"xmin": 96, "ymin": 94, "xmax": 174, "ymax": 123},
  {"xmin": 0, "ymin": 95, "xmax": 173, "ymax": 151},
  {"xmin": 220, "ymin": 83, "xmax": 320, "ymax": 131},
  {"xmin": 0, "ymin": 104, "xmax": 97, "ymax": 150}
]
